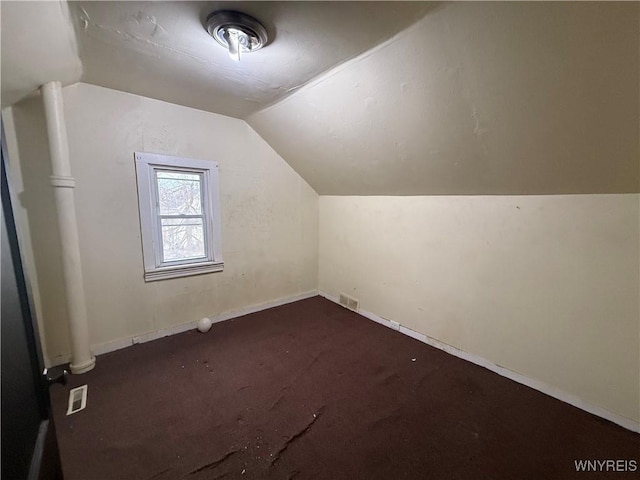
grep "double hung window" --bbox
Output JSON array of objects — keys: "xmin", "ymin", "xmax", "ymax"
[{"xmin": 134, "ymin": 152, "xmax": 223, "ymax": 281}]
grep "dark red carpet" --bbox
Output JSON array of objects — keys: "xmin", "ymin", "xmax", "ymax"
[{"xmin": 50, "ymin": 296, "xmax": 638, "ymax": 479}]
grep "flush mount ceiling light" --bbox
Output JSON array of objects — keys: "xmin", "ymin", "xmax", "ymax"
[{"xmin": 206, "ymin": 10, "xmax": 268, "ymax": 62}]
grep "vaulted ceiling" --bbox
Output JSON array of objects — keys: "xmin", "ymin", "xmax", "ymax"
[
  {"xmin": 248, "ymin": 2, "xmax": 640, "ymax": 195},
  {"xmin": 2, "ymin": 1, "xmax": 638, "ymax": 195},
  {"xmin": 1, "ymin": 1, "xmax": 431, "ymax": 116},
  {"xmin": 70, "ymin": 1, "xmax": 432, "ymax": 118},
  {"xmin": 1, "ymin": 1, "xmax": 82, "ymax": 108}
]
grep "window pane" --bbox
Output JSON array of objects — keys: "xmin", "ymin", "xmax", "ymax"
[
  {"xmin": 156, "ymin": 171, "xmax": 203, "ymax": 215},
  {"xmin": 161, "ymin": 217, "xmax": 206, "ymax": 262}
]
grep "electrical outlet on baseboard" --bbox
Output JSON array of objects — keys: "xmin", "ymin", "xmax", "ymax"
[{"xmin": 390, "ymin": 320, "xmax": 401, "ymax": 331}]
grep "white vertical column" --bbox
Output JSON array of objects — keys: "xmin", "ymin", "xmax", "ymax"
[{"xmin": 41, "ymin": 81, "xmax": 95, "ymax": 374}]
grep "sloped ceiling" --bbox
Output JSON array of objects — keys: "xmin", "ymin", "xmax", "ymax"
[
  {"xmin": 1, "ymin": 1, "xmax": 82, "ymax": 108},
  {"xmin": 248, "ymin": 1, "xmax": 640, "ymax": 195},
  {"xmin": 69, "ymin": 1, "xmax": 432, "ymax": 119},
  {"xmin": 2, "ymin": 2, "xmax": 638, "ymax": 195}
]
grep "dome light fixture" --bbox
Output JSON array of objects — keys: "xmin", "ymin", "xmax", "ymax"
[{"xmin": 205, "ymin": 10, "xmax": 268, "ymax": 62}]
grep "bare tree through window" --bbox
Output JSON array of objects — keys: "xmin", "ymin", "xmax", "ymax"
[{"xmin": 155, "ymin": 171, "xmax": 206, "ymax": 262}]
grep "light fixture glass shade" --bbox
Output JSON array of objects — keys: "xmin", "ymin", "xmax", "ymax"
[
  {"xmin": 225, "ymin": 29, "xmax": 241, "ymax": 61},
  {"xmin": 206, "ymin": 11, "xmax": 269, "ymax": 62},
  {"xmin": 223, "ymin": 28, "xmax": 252, "ymax": 61}
]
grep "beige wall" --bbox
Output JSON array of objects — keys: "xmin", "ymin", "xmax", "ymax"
[
  {"xmin": 4, "ymin": 82, "xmax": 318, "ymax": 363},
  {"xmin": 3, "ymin": 83, "xmax": 636, "ymax": 426},
  {"xmin": 319, "ymin": 195, "xmax": 639, "ymax": 422},
  {"xmin": 249, "ymin": 2, "xmax": 639, "ymax": 196}
]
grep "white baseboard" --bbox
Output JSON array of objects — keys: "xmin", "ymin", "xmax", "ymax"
[
  {"xmin": 47, "ymin": 290, "xmax": 318, "ymax": 369},
  {"xmin": 318, "ymin": 291, "xmax": 639, "ymax": 433}
]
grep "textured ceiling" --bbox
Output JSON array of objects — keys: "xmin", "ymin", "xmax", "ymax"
[
  {"xmin": 1, "ymin": 2, "xmax": 638, "ymax": 195},
  {"xmin": 69, "ymin": 1, "xmax": 432, "ymax": 118},
  {"xmin": 248, "ymin": 1, "xmax": 640, "ymax": 195},
  {"xmin": 1, "ymin": 1, "xmax": 82, "ymax": 108}
]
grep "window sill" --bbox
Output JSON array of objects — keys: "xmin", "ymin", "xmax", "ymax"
[{"xmin": 144, "ymin": 261, "xmax": 224, "ymax": 282}]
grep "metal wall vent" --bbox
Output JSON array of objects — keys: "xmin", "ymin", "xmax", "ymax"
[
  {"xmin": 339, "ymin": 293, "xmax": 359, "ymax": 312},
  {"xmin": 66, "ymin": 385, "xmax": 88, "ymax": 415}
]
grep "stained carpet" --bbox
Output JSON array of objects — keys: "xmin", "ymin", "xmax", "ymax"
[{"xmin": 50, "ymin": 296, "xmax": 639, "ymax": 479}]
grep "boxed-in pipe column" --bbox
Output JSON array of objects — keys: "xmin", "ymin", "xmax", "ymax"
[{"xmin": 41, "ymin": 81, "xmax": 95, "ymax": 374}]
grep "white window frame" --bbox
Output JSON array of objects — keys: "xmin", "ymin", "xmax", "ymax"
[{"xmin": 134, "ymin": 152, "xmax": 223, "ymax": 282}]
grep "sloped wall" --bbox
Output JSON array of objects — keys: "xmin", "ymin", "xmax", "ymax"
[
  {"xmin": 319, "ymin": 195, "xmax": 639, "ymax": 423},
  {"xmin": 4, "ymin": 83, "xmax": 318, "ymax": 363},
  {"xmin": 1, "ymin": 0, "xmax": 82, "ymax": 108},
  {"xmin": 249, "ymin": 2, "xmax": 639, "ymax": 195}
]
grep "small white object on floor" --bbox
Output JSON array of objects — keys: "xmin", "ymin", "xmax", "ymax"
[
  {"xmin": 197, "ymin": 317, "xmax": 212, "ymax": 333},
  {"xmin": 411, "ymin": 358, "xmax": 416, "ymax": 362}
]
